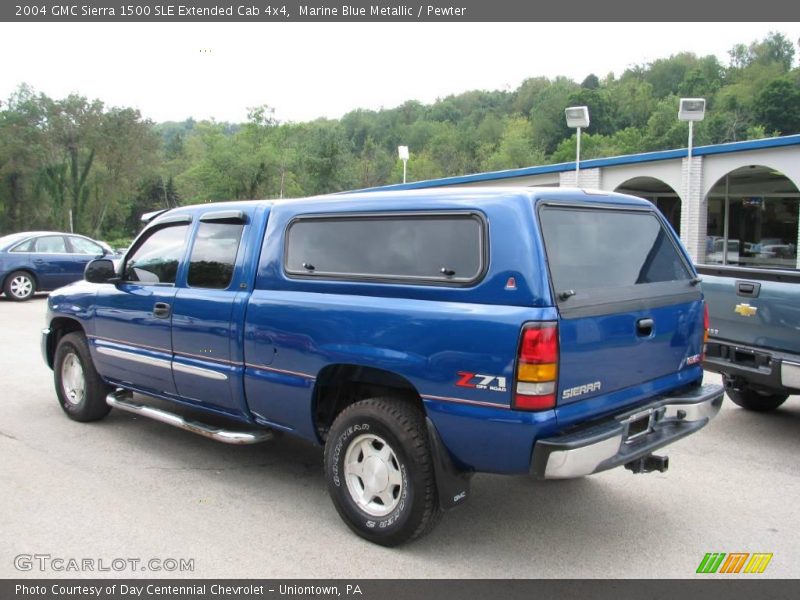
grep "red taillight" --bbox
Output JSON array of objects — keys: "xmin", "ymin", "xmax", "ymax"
[
  {"xmin": 702, "ymin": 302, "xmax": 710, "ymax": 360},
  {"xmin": 514, "ymin": 322, "xmax": 558, "ymax": 411},
  {"xmin": 514, "ymin": 393, "xmax": 557, "ymax": 410},
  {"xmin": 519, "ymin": 324, "xmax": 558, "ymax": 363}
]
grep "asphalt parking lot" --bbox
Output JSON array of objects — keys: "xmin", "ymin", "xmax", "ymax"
[{"xmin": 1, "ymin": 295, "xmax": 799, "ymax": 579}]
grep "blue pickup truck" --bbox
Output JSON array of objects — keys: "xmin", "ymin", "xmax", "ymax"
[
  {"xmin": 42, "ymin": 188, "xmax": 722, "ymax": 546},
  {"xmin": 698, "ymin": 264, "xmax": 800, "ymax": 411}
]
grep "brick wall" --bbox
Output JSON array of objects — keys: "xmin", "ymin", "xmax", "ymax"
[{"xmin": 559, "ymin": 168, "xmax": 601, "ymax": 189}]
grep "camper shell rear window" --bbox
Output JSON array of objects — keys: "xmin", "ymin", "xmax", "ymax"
[{"xmin": 539, "ymin": 204, "xmax": 697, "ymax": 315}]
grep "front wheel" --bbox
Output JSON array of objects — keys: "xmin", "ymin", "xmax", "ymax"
[
  {"xmin": 324, "ymin": 398, "xmax": 441, "ymax": 546},
  {"xmin": 724, "ymin": 379, "xmax": 788, "ymax": 412},
  {"xmin": 3, "ymin": 270, "xmax": 36, "ymax": 301},
  {"xmin": 54, "ymin": 332, "xmax": 113, "ymax": 422}
]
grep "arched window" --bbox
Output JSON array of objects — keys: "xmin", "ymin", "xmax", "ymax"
[
  {"xmin": 706, "ymin": 166, "xmax": 799, "ymax": 270},
  {"xmin": 614, "ymin": 177, "xmax": 682, "ymax": 235}
]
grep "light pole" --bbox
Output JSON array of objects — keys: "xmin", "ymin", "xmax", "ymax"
[
  {"xmin": 398, "ymin": 146, "xmax": 409, "ymax": 184},
  {"xmin": 678, "ymin": 98, "xmax": 706, "ymax": 191},
  {"xmin": 565, "ymin": 106, "xmax": 590, "ymax": 187},
  {"xmin": 678, "ymin": 98, "xmax": 706, "ymax": 259}
]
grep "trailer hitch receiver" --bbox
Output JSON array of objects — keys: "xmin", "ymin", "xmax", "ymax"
[{"xmin": 624, "ymin": 454, "xmax": 669, "ymax": 474}]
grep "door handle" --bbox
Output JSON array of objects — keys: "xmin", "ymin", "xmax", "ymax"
[
  {"xmin": 153, "ymin": 302, "xmax": 171, "ymax": 319},
  {"xmin": 636, "ymin": 318, "xmax": 654, "ymax": 337}
]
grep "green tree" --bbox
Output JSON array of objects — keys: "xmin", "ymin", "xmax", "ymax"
[
  {"xmin": 644, "ymin": 53, "xmax": 699, "ymax": 98},
  {"xmin": 550, "ymin": 132, "xmax": 623, "ymax": 164},
  {"xmin": 511, "ymin": 77, "xmax": 550, "ymax": 116},
  {"xmin": 609, "ymin": 77, "xmax": 655, "ymax": 130},
  {"xmin": 90, "ymin": 107, "xmax": 160, "ymax": 236},
  {"xmin": 482, "ymin": 117, "xmax": 544, "ymax": 171},
  {"xmin": 750, "ymin": 31, "xmax": 795, "ymax": 71},
  {"xmin": 299, "ymin": 121, "xmax": 354, "ymax": 194},
  {"xmin": 389, "ymin": 150, "xmax": 444, "ymax": 183},
  {"xmin": 528, "ymin": 77, "xmax": 579, "ymax": 153},
  {"xmin": 425, "ymin": 123, "xmax": 473, "ymax": 176},
  {"xmin": 39, "ymin": 94, "xmax": 105, "ymax": 232},
  {"xmin": 581, "ymin": 74, "xmax": 600, "ymax": 90},
  {"xmin": 566, "ymin": 87, "xmax": 616, "ymax": 136},
  {"xmin": 0, "ymin": 85, "xmax": 48, "ymax": 232},
  {"xmin": 752, "ymin": 78, "xmax": 800, "ymax": 134},
  {"xmin": 678, "ymin": 56, "xmax": 725, "ymax": 97},
  {"xmin": 357, "ymin": 136, "xmax": 393, "ymax": 188}
]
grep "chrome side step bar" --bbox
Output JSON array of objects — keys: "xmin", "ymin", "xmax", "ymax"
[{"xmin": 106, "ymin": 390, "xmax": 273, "ymax": 445}]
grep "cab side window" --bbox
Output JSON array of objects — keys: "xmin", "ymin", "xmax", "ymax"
[
  {"xmin": 68, "ymin": 236, "xmax": 104, "ymax": 255},
  {"xmin": 35, "ymin": 236, "xmax": 67, "ymax": 253},
  {"xmin": 123, "ymin": 224, "xmax": 189, "ymax": 284},
  {"xmin": 10, "ymin": 239, "xmax": 35, "ymax": 252},
  {"xmin": 187, "ymin": 222, "xmax": 244, "ymax": 289}
]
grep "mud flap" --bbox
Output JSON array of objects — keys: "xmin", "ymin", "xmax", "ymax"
[{"xmin": 425, "ymin": 417, "xmax": 472, "ymax": 510}]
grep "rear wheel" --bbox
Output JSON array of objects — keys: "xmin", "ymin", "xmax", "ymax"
[
  {"xmin": 3, "ymin": 271, "xmax": 36, "ymax": 301},
  {"xmin": 724, "ymin": 379, "xmax": 788, "ymax": 412},
  {"xmin": 54, "ymin": 332, "xmax": 113, "ymax": 422},
  {"xmin": 324, "ymin": 397, "xmax": 441, "ymax": 546}
]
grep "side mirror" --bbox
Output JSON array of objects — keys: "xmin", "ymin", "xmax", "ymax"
[{"xmin": 84, "ymin": 258, "xmax": 119, "ymax": 284}]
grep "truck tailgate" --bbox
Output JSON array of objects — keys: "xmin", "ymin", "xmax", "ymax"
[
  {"xmin": 558, "ymin": 299, "xmax": 705, "ymax": 404},
  {"xmin": 699, "ymin": 266, "xmax": 800, "ymax": 355}
]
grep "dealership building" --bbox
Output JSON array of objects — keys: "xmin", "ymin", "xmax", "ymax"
[{"xmin": 372, "ymin": 134, "xmax": 800, "ymax": 269}]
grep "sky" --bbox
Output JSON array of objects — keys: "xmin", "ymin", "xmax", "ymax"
[{"xmin": 0, "ymin": 22, "xmax": 797, "ymax": 124}]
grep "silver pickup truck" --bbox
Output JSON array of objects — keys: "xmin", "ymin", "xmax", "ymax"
[{"xmin": 698, "ymin": 264, "xmax": 800, "ymax": 411}]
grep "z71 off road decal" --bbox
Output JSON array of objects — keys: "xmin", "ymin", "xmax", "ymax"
[{"xmin": 456, "ymin": 372, "xmax": 507, "ymax": 392}]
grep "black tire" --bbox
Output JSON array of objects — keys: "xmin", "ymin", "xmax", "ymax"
[
  {"xmin": 324, "ymin": 397, "xmax": 441, "ymax": 546},
  {"xmin": 54, "ymin": 332, "xmax": 113, "ymax": 422},
  {"xmin": 3, "ymin": 270, "xmax": 36, "ymax": 301},
  {"xmin": 725, "ymin": 385, "xmax": 788, "ymax": 412}
]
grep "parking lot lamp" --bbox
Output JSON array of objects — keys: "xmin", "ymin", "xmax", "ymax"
[
  {"xmin": 398, "ymin": 146, "xmax": 409, "ymax": 184},
  {"xmin": 678, "ymin": 98, "xmax": 706, "ymax": 203},
  {"xmin": 565, "ymin": 106, "xmax": 590, "ymax": 187},
  {"xmin": 678, "ymin": 98, "xmax": 706, "ymax": 260}
]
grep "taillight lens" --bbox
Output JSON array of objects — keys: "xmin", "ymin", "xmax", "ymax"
[
  {"xmin": 702, "ymin": 302, "xmax": 710, "ymax": 360},
  {"xmin": 514, "ymin": 322, "xmax": 558, "ymax": 411}
]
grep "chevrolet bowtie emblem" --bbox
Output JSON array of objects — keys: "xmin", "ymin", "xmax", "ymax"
[{"xmin": 734, "ymin": 303, "xmax": 758, "ymax": 317}]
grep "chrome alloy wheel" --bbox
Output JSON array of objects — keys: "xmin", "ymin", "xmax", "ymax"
[
  {"xmin": 9, "ymin": 274, "xmax": 33, "ymax": 299},
  {"xmin": 343, "ymin": 433, "xmax": 404, "ymax": 517},
  {"xmin": 60, "ymin": 353, "xmax": 86, "ymax": 405}
]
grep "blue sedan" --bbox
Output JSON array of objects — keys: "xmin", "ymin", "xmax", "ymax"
[{"xmin": 0, "ymin": 231, "xmax": 113, "ymax": 301}]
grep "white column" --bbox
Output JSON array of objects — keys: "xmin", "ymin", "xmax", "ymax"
[
  {"xmin": 559, "ymin": 168, "xmax": 601, "ymax": 189},
  {"xmin": 679, "ymin": 156, "xmax": 706, "ymax": 263},
  {"xmin": 796, "ymin": 201, "xmax": 800, "ymax": 270}
]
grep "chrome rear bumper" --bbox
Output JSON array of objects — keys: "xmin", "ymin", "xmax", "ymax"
[{"xmin": 530, "ymin": 383, "xmax": 723, "ymax": 479}]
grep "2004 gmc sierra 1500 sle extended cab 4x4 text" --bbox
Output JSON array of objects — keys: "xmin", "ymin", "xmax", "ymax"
[{"xmin": 41, "ymin": 187, "xmax": 723, "ymax": 546}]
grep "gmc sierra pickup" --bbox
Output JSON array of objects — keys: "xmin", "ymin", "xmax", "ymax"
[{"xmin": 42, "ymin": 188, "xmax": 723, "ymax": 546}]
